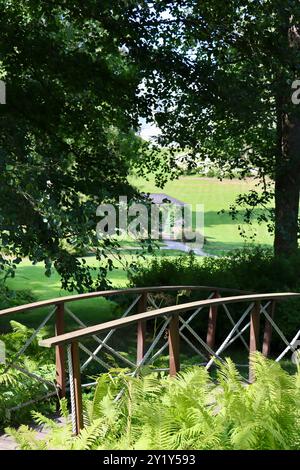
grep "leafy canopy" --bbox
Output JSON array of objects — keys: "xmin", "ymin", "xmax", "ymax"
[{"xmin": 0, "ymin": 0, "xmax": 151, "ymax": 291}]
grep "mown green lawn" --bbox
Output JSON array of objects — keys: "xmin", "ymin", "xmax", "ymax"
[
  {"xmin": 2, "ymin": 259, "xmax": 123, "ymax": 331},
  {"xmin": 2, "ymin": 176, "xmax": 273, "ymax": 330},
  {"xmin": 130, "ymin": 175, "xmax": 273, "ymax": 255},
  {"xmin": 2, "ymin": 252, "xmax": 180, "ymax": 330}
]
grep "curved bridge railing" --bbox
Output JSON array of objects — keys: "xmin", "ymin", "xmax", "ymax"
[
  {"xmin": 0, "ymin": 285, "xmax": 247, "ymax": 418},
  {"xmin": 39, "ymin": 291, "xmax": 300, "ymax": 434}
]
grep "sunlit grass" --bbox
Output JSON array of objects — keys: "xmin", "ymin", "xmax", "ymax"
[{"xmin": 129, "ymin": 174, "xmax": 273, "ymax": 255}]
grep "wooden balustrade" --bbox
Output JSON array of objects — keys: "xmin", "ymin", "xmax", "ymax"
[
  {"xmin": 37, "ymin": 291, "xmax": 300, "ymax": 434},
  {"xmin": 0, "ymin": 285, "xmax": 248, "ymax": 395},
  {"xmin": 206, "ymin": 290, "xmax": 221, "ymax": 350},
  {"xmin": 249, "ymin": 301, "xmax": 261, "ymax": 382},
  {"xmin": 2, "ymin": 285, "xmax": 297, "ymax": 436},
  {"xmin": 0, "ymin": 285, "xmax": 247, "ymax": 318},
  {"xmin": 136, "ymin": 292, "xmax": 148, "ymax": 364},
  {"xmin": 262, "ymin": 300, "xmax": 276, "ymax": 357},
  {"xmin": 169, "ymin": 314, "xmax": 180, "ymax": 376},
  {"xmin": 39, "ymin": 293, "xmax": 299, "ymax": 349},
  {"xmin": 55, "ymin": 303, "xmax": 66, "ymax": 399}
]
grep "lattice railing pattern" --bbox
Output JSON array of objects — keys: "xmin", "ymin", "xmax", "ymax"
[{"xmin": 1, "ymin": 287, "xmax": 300, "ymax": 433}]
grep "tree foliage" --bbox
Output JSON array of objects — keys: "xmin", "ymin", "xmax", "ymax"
[
  {"xmin": 126, "ymin": 0, "xmax": 300, "ymax": 254},
  {"xmin": 2, "ymin": 0, "xmax": 300, "ymax": 292},
  {"xmin": 0, "ymin": 0, "xmax": 150, "ymax": 291}
]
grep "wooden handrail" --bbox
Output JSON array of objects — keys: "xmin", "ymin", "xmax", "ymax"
[
  {"xmin": 0, "ymin": 285, "xmax": 250, "ymax": 318},
  {"xmin": 37, "ymin": 289, "xmax": 300, "ymax": 435},
  {"xmin": 0, "ymin": 284, "xmax": 251, "ymax": 409},
  {"xmin": 39, "ymin": 292, "xmax": 300, "ymax": 348}
]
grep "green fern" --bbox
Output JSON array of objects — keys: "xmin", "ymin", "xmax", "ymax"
[{"xmin": 7, "ymin": 353, "xmax": 300, "ymax": 450}]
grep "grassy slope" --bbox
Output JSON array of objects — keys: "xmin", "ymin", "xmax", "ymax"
[
  {"xmin": 2, "ymin": 254, "xmax": 142, "ymax": 330},
  {"xmin": 2, "ymin": 251, "xmax": 181, "ymax": 330},
  {"xmin": 2, "ymin": 176, "xmax": 273, "ymax": 329},
  {"xmin": 130, "ymin": 174, "xmax": 273, "ymax": 255}
]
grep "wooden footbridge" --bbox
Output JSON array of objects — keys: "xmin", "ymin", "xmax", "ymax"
[{"xmin": 1, "ymin": 285, "xmax": 300, "ymax": 435}]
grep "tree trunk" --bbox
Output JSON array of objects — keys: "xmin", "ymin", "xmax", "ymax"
[
  {"xmin": 273, "ymin": 20, "xmax": 300, "ymax": 256},
  {"xmin": 274, "ymin": 112, "xmax": 300, "ymax": 256}
]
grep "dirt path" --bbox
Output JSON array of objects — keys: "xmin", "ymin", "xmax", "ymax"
[
  {"xmin": 162, "ymin": 239, "xmax": 209, "ymax": 256},
  {"xmin": 0, "ymin": 433, "xmax": 18, "ymax": 450},
  {"xmin": 0, "ymin": 416, "xmax": 66, "ymax": 450}
]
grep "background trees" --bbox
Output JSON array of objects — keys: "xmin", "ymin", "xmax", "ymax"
[
  {"xmin": 1, "ymin": 0, "xmax": 300, "ymax": 295},
  {"xmin": 0, "ymin": 0, "xmax": 146, "ymax": 291},
  {"xmin": 129, "ymin": 0, "xmax": 300, "ymax": 255}
]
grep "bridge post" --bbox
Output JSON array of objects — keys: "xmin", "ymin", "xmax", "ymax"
[
  {"xmin": 68, "ymin": 341, "xmax": 83, "ymax": 435},
  {"xmin": 262, "ymin": 300, "xmax": 276, "ymax": 357},
  {"xmin": 55, "ymin": 303, "xmax": 66, "ymax": 399},
  {"xmin": 169, "ymin": 314, "xmax": 180, "ymax": 376},
  {"xmin": 137, "ymin": 292, "xmax": 147, "ymax": 364},
  {"xmin": 206, "ymin": 291, "xmax": 220, "ymax": 350},
  {"xmin": 249, "ymin": 301, "xmax": 260, "ymax": 382}
]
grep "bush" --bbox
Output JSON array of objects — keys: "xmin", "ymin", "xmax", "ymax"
[
  {"xmin": 129, "ymin": 248, "xmax": 300, "ymax": 349},
  {"xmin": 8, "ymin": 354, "xmax": 300, "ymax": 450},
  {"xmin": 0, "ymin": 283, "xmax": 35, "ymax": 311},
  {"xmin": 0, "ymin": 321, "xmax": 55, "ymax": 428}
]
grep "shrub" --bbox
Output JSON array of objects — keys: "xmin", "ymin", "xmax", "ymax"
[
  {"xmin": 129, "ymin": 248, "xmax": 300, "ymax": 348},
  {"xmin": 0, "ymin": 283, "xmax": 35, "ymax": 311},
  {"xmin": 0, "ymin": 321, "xmax": 55, "ymax": 428},
  {"xmin": 8, "ymin": 354, "xmax": 300, "ymax": 450}
]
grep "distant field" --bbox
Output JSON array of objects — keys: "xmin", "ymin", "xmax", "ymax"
[
  {"xmin": 2, "ymin": 175, "xmax": 273, "ymax": 329},
  {"xmin": 2, "ymin": 259, "xmax": 125, "ymax": 330},
  {"xmin": 129, "ymin": 175, "xmax": 273, "ymax": 255},
  {"xmin": 2, "ymin": 252, "xmax": 179, "ymax": 329}
]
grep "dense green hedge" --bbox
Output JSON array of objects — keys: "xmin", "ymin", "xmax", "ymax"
[{"xmin": 129, "ymin": 248, "xmax": 300, "ymax": 351}]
